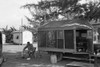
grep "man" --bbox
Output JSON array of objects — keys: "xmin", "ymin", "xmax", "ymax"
[{"xmin": 23, "ymin": 42, "xmax": 36, "ymax": 60}]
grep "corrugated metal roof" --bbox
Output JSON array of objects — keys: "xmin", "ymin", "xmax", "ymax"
[{"xmin": 38, "ymin": 18, "xmax": 93, "ymax": 30}]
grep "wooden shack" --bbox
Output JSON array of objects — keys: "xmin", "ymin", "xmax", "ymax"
[{"xmin": 38, "ymin": 18, "xmax": 94, "ymax": 63}]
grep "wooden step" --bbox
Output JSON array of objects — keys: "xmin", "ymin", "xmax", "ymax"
[{"xmin": 63, "ymin": 56, "xmax": 94, "ymax": 61}]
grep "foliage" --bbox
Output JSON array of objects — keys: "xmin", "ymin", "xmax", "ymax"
[
  {"xmin": 22, "ymin": 0, "xmax": 79, "ymax": 24},
  {"xmin": 73, "ymin": 1, "xmax": 100, "ymax": 21},
  {"xmin": 2, "ymin": 26, "xmax": 17, "ymax": 43},
  {"xmin": 22, "ymin": 0, "xmax": 100, "ymax": 26}
]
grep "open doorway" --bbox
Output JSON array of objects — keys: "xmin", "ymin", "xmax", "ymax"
[{"xmin": 76, "ymin": 30, "xmax": 88, "ymax": 52}]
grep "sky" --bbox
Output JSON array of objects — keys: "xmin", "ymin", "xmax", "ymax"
[
  {"xmin": 0, "ymin": 0, "xmax": 88, "ymax": 30},
  {"xmin": 0, "ymin": 0, "xmax": 39, "ymax": 29}
]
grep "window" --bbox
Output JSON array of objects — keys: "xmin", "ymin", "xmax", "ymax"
[
  {"xmin": 87, "ymin": 30, "xmax": 92, "ymax": 39},
  {"xmin": 93, "ymin": 29, "xmax": 99, "ymax": 43},
  {"xmin": 57, "ymin": 31, "xmax": 63, "ymax": 39},
  {"xmin": 57, "ymin": 30, "xmax": 63, "ymax": 48},
  {"xmin": 16, "ymin": 36, "xmax": 19, "ymax": 39},
  {"xmin": 98, "ymin": 28, "xmax": 100, "ymax": 42},
  {"xmin": 46, "ymin": 31, "xmax": 57, "ymax": 48}
]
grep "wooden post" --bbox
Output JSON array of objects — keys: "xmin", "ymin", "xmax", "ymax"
[
  {"xmin": 63, "ymin": 30, "xmax": 65, "ymax": 49},
  {"xmin": 74, "ymin": 29, "xmax": 76, "ymax": 52}
]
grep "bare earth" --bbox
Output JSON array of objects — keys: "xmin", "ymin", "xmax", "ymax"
[
  {"xmin": 2, "ymin": 43, "xmax": 94, "ymax": 67},
  {"xmin": 2, "ymin": 43, "xmax": 71, "ymax": 67}
]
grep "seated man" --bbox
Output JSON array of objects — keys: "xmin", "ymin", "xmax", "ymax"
[{"xmin": 23, "ymin": 42, "xmax": 36, "ymax": 60}]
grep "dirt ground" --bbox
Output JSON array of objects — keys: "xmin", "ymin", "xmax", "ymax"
[
  {"xmin": 2, "ymin": 43, "xmax": 95, "ymax": 67},
  {"xmin": 2, "ymin": 43, "xmax": 71, "ymax": 67}
]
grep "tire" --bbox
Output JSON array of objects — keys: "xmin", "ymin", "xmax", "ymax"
[{"xmin": 56, "ymin": 53, "xmax": 63, "ymax": 62}]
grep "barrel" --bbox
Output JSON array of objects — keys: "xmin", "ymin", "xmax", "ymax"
[{"xmin": 50, "ymin": 55, "xmax": 57, "ymax": 64}]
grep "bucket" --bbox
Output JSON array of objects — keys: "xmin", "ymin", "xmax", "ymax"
[{"xmin": 50, "ymin": 55, "xmax": 57, "ymax": 64}]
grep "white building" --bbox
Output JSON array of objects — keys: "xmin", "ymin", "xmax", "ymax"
[
  {"xmin": 2, "ymin": 33, "xmax": 6, "ymax": 44},
  {"xmin": 12, "ymin": 30, "xmax": 33, "ymax": 45}
]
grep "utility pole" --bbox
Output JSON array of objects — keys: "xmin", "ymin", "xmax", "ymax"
[{"xmin": 19, "ymin": 18, "xmax": 23, "ymax": 45}]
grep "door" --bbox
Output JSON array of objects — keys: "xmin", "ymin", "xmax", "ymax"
[{"xmin": 64, "ymin": 30, "xmax": 74, "ymax": 49}]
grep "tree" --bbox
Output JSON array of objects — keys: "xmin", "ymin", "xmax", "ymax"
[
  {"xmin": 2, "ymin": 26, "xmax": 17, "ymax": 43},
  {"xmin": 22, "ymin": 0, "xmax": 100, "ymax": 27},
  {"xmin": 22, "ymin": 0, "xmax": 79, "ymax": 25}
]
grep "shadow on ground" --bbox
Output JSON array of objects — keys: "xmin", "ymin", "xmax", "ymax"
[{"xmin": 2, "ymin": 51, "xmax": 72, "ymax": 67}]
